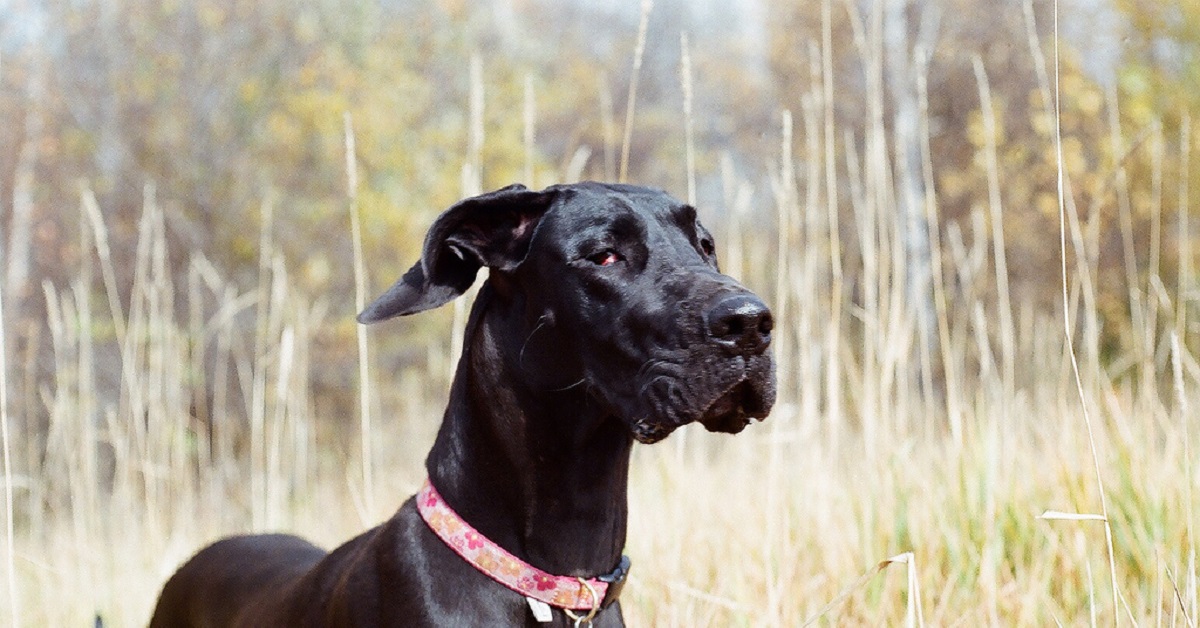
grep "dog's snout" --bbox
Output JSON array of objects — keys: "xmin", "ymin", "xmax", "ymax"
[{"xmin": 706, "ymin": 294, "xmax": 773, "ymax": 354}]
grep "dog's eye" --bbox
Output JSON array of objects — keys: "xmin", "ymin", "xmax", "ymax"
[
  {"xmin": 586, "ymin": 249, "xmax": 623, "ymax": 266},
  {"xmin": 700, "ymin": 238, "xmax": 715, "ymax": 257}
]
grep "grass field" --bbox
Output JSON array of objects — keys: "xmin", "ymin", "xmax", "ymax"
[{"xmin": 6, "ymin": 135, "xmax": 1198, "ymax": 626}]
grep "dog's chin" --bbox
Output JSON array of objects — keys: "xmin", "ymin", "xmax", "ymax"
[
  {"xmin": 630, "ymin": 418, "xmax": 679, "ymax": 444},
  {"xmin": 698, "ymin": 379, "xmax": 774, "ymax": 434},
  {"xmin": 628, "ymin": 379, "xmax": 775, "ymax": 443}
]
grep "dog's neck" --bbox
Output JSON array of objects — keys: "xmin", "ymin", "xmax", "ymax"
[{"xmin": 425, "ymin": 285, "xmax": 632, "ymax": 577}]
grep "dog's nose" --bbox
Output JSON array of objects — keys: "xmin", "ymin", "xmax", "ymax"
[{"xmin": 706, "ymin": 294, "xmax": 773, "ymax": 354}]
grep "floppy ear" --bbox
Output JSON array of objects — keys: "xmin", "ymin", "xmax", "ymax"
[{"xmin": 357, "ymin": 184, "xmax": 557, "ymax": 324}]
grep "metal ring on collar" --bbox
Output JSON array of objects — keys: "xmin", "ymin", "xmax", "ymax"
[{"xmin": 563, "ymin": 577, "xmax": 600, "ymax": 626}]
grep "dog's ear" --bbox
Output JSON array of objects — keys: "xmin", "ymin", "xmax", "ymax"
[{"xmin": 357, "ymin": 184, "xmax": 556, "ymax": 324}]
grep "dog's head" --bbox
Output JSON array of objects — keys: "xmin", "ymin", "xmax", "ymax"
[{"xmin": 360, "ymin": 182, "xmax": 776, "ymax": 442}]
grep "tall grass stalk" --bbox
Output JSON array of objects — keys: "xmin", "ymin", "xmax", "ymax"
[
  {"xmin": 345, "ymin": 112, "xmax": 375, "ymax": 519},
  {"xmin": 772, "ymin": 110, "xmax": 796, "ymax": 410},
  {"xmin": 1172, "ymin": 333, "xmax": 1197, "ymax": 623},
  {"xmin": 467, "ymin": 53, "xmax": 484, "ymax": 196},
  {"xmin": 679, "ymin": 31, "xmax": 696, "ymax": 207},
  {"xmin": 916, "ymin": 46, "xmax": 959, "ymax": 441},
  {"xmin": 971, "ymin": 56, "xmax": 1016, "ymax": 413},
  {"xmin": 820, "ymin": 0, "xmax": 845, "ymax": 452},
  {"xmin": 250, "ymin": 193, "xmax": 273, "ymax": 528},
  {"xmin": 1, "ymin": 202, "xmax": 18, "ymax": 628},
  {"xmin": 763, "ymin": 110, "xmax": 796, "ymax": 624},
  {"xmin": 798, "ymin": 75, "xmax": 822, "ymax": 439},
  {"xmin": 618, "ymin": 0, "xmax": 652, "ymax": 184},
  {"xmin": 1184, "ymin": 112, "xmax": 1199, "ymax": 623},
  {"xmin": 599, "ymin": 71, "xmax": 617, "ymax": 182},
  {"xmin": 1, "ymin": 54, "xmax": 18, "ymax": 619},
  {"xmin": 1051, "ymin": 2, "xmax": 1121, "ymax": 619},
  {"xmin": 524, "ymin": 74, "xmax": 536, "ymax": 186},
  {"xmin": 1178, "ymin": 113, "xmax": 1192, "ymax": 354},
  {"xmin": 80, "ymin": 185, "xmax": 127, "ymax": 345}
]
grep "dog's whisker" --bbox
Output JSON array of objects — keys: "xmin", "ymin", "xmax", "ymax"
[
  {"xmin": 519, "ymin": 315, "xmax": 550, "ymax": 366},
  {"xmin": 550, "ymin": 378, "xmax": 586, "ymax": 392}
]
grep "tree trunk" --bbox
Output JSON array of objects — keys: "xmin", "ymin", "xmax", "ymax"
[{"xmin": 885, "ymin": 0, "xmax": 940, "ymax": 375}]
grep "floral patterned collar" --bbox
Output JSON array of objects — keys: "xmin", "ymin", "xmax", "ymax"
[{"xmin": 415, "ymin": 478, "xmax": 631, "ymax": 612}]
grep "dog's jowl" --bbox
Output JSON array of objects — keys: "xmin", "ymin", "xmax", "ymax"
[{"xmin": 150, "ymin": 182, "xmax": 776, "ymax": 627}]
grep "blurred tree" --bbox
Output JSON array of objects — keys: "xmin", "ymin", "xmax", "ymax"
[
  {"xmin": 1114, "ymin": 0, "xmax": 1200, "ymax": 126},
  {"xmin": 1109, "ymin": 0, "xmax": 1200, "ymax": 353},
  {"xmin": 1, "ymin": 0, "xmax": 1190, "ymax": 422}
]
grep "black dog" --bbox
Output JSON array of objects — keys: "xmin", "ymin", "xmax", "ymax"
[{"xmin": 149, "ymin": 182, "xmax": 776, "ymax": 627}]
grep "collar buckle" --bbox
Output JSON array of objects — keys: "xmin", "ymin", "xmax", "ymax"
[{"xmin": 598, "ymin": 554, "xmax": 631, "ymax": 608}]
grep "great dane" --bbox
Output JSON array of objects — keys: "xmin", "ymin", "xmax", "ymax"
[{"xmin": 150, "ymin": 182, "xmax": 776, "ymax": 627}]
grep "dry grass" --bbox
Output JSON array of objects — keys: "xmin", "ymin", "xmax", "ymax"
[
  {"xmin": 4, "ymin": 11, "xmax": 1199, "ymax": 628},
  {"xmin": 6, "ymin": 133, "xmax": 1198, "ymax": 628},
  {"xmin": 4, "ymin": 167, "xmax": 1200, "ymax": 626}
]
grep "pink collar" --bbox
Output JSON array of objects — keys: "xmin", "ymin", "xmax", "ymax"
[{"xmin": 415, "ymin": 478, "xmax": 630, "ymax": 611}]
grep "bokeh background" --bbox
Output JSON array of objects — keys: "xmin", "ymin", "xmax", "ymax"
[{"xmin": 0, "ymin": 0, "xmax": 1197, "ymax": 624}]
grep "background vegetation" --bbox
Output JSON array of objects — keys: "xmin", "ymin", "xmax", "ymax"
[{"xmin": 1, "ymin": 0, "xmax": 1198, "ymax": 624}]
